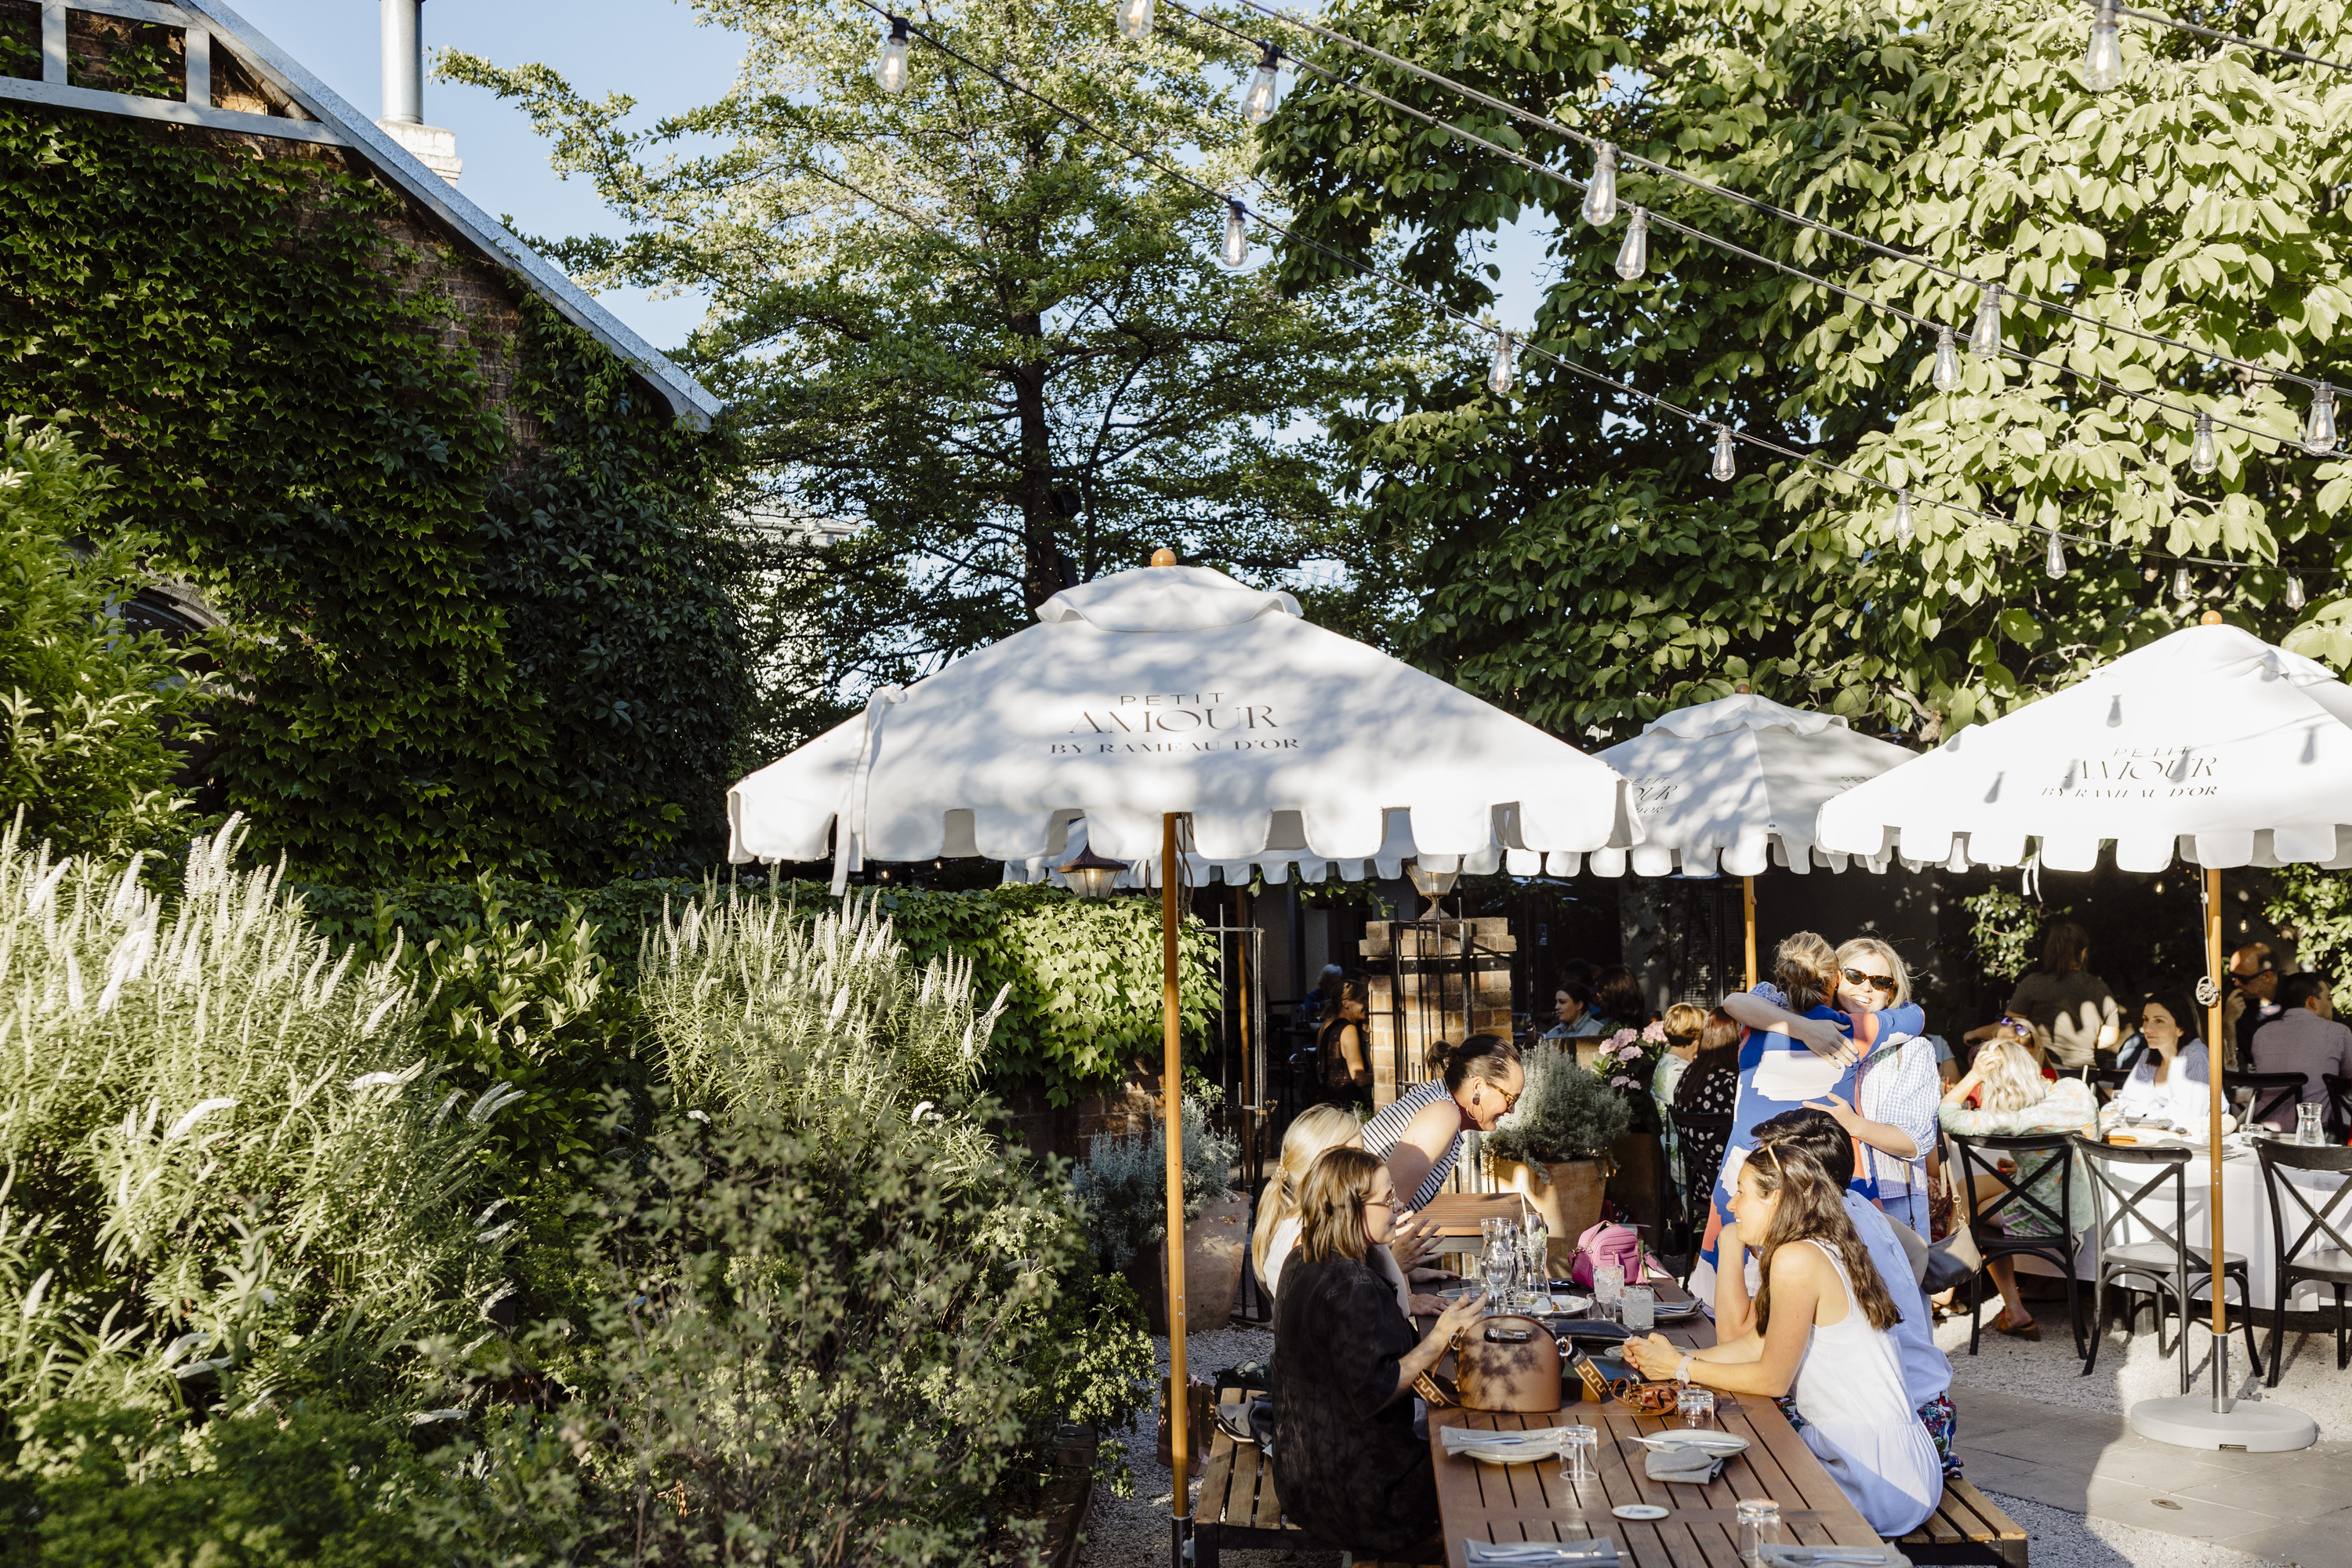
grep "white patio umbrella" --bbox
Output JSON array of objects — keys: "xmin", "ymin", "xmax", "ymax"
[
  {"xmin": 728, "ymin": 557, "xmax": 1639, "ymax": 1515},
  {"xmin": 1595, "ymin": 693, "xmax": 1920, "ymax": 986},
  {"xmin": 1818, "ymin": 616, "xmax": 2352, "ymax": 1451}
]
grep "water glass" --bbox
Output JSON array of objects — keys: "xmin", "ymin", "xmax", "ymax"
[
  {"xmin": 2299, "ymin": 1103, "xmax": 2326, "ymax": 1145},
  {"xmin": 1561, "ymin": 1424, "xmax": 1599, "ymax": 1485},
  {"xmin": 1483, "ymin": 1242, "xmax": 1515, "ymax": 1312},
  {"xmin": 1595, "ymin": 1261, "xmax": 1624, "ymax": 1320},
  {"xmin": 1621, "ymin": 1283, "xmax": 1655, "ymax": 1332},
  {"xmin": 1522, "ymin": 1233, "xmax": 1553, "ymax": 1312},
  {"xmin": 1735, "ymin": 1499, "xmax": 1781, "ymax": 1565},
  {"xmin": 1677, "ymin": 1387, "xmax": 1715, "ymax": 1428}
]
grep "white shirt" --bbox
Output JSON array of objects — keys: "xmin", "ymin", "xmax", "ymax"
[
  {"xmin": 1842, "ymin": 1192, "xmax": 1951, "ymax": 1411},
  {"xmin": 2114, "ymin": 1038, "xmax": 2211, "ymax": 1129}
]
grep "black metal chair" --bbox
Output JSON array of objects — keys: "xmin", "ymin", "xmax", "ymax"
[
  {"xmin": 2323, "ymin": 1073, "xmax": 2352, "ymax": 1145},
  {"xmin": 2254, "ymin": 1138, "xmax": 2352, "ymax": 1382},
  {"xmin": 2070, "ymin": 1134, "xmax": 2261, "ymax": 1392},
  {"xmin": 2085, "ymin": 1067, "xmax": 2132, "ymax": 1105},
  {"xmin": 1947, "ymin": 1131, "xmax": 2087, "ymax": 1358},
  {"xmin": 2225, "ymin": 1070, "xmax": 2306, "ymax": 1133}
]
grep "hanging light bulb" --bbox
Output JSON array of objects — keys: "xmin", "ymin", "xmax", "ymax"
[
  {"xmin": 1582, "ymin": 143, "xmax": 1619, "ymax": 227},
  {"xmin": 2307, "ymin": 384, "xmax": 2339, "ymax": 455},
  {"xmin": 1711, "ymin": 427, "xmax": 1737, "ymax": 481},
  {"xmin": 2046, "ymin": 532, "xmax": 2067, "ymax": 579},
  {"xmin": 877, "ymin": 16, "xmax": 912, "ymax": 93},
  {"xmin": 1613, "ymin": 206, "xmax": 1649, "ymax": 281},
  {"xmin": 2084, "ymin": 0, "xmax": 2125, "ymax": 92},
  {"xmin": 2287, "ymin": 573, "xmax": 2308, "ymax": 611},
  {"xmin": 1488, "ymin": 332, "xmax": 1515, "ymax": 396},
  {"xmin": 1219, "ymin": 198, "xmax": 1249, "ymax": 269},
  {"xmin": 2190, "ymin": 412, "xmax": 2218, "ymax": 475},
  {"xmin": 1893, "ymin": 490, "xmax": 1915, "ymax": 542},
  {"xmin": 1932, "ymin": 326, "xmax": 1962, "ymax": 392},
  {"xmin": 1969, "ymin": 284, "xmax": 2003, "ymax": 358},
  {"xmin": 2174, "ymin": 565, "xmax": 2194, "ymax": 601},
  {"xmin": 1113, "ymin": 0, "xmax": 1153, "ymax": 42},
  {"xmin": 1242, "ymin": 43, "xmax": 1281, "ymax": 124}
]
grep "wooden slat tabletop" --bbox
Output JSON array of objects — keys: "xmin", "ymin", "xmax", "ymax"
[
  {"xmin": 1414, "ymin": 1191, "xmax": 1535, "ymax": 1236},
  {"xmin": 1429, "ymin": 1317, "xmax": 1884, "ymax": 1568}
]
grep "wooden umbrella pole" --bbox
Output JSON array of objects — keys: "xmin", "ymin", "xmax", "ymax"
[
  {"xmin": 1743, "ymin": 875, "xmax": 1759, "ymax": 991},
  {"xmin": 2205, "ymin": 865, "xmax": 2228, "ymax": 1405},
  {"xmin": 1163, "ymin": 811, "xmax": 1191, "ymax": 1544}
]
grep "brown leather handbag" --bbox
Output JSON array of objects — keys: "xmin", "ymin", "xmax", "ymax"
[{"xmin": 1447, "ymin": 1315, "xmax": 1563, "ymax": 1413}]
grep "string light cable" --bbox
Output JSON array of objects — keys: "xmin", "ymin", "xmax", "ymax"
[
  {"xmin": 2105, "ymin": 0, "xmax": 2352, "ymax": 78},
  {"xmin": 843, "ymin": 0, "xmax": 2330, "ymax": 590},
  {"xmin": 1153, "ymin": 0, "xmax": 2312, "ymax": 459},
  {"xmin": 1169, "ymin": 0, "xmax": 2346, "ymax": 418}
]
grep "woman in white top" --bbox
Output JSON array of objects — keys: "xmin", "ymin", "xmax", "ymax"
[
  {"xmin": 2110, "ymin": 992, "xmax": 2212, "ymax": 1131},
  {"xmin": 1625, "ymin": 1136, "xmax": 1940, "ymax": 1536},
  {"xmin": 1251, "ymin": 1105, "xmax": 1438, "ymax": 1315}
]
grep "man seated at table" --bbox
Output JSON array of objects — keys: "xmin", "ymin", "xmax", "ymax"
[
  {"xmin": 2251, "ymin": 972, "xmax": 2352, "ymax": 1131},
  {"xmin": 1715, "ymin": 1109, "xmax": 1960, "ymax": 1481}
]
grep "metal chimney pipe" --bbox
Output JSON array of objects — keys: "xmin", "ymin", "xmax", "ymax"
[{"xmin": 380, "ymin": 0, "xmax": 422, "ymax": 125}]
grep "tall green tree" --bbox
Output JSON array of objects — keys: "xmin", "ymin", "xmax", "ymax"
[
  {"xmin": 445, "ymin": 0, "xmax": 1436, "ymax": 752},
  {"xmin": 1261, "ymin": 0, "xmax": 2352, "ymax": 740}
]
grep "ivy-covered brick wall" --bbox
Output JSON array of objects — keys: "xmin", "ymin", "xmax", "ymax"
[{"xmin": 0, "ymin": 91, "xmax": 750, "ymax": 883}]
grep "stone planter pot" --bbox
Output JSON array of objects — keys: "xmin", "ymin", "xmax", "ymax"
[
  {"xmin": 1129, "ymin": 1191, "xmax": 1251, "ymax": 1335},
  {"xmin": 1488, "ymin": 1156, "xmax": 1607, "ymax": 1276}
]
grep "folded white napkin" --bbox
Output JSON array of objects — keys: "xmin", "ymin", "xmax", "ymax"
[
  {"xmin": 1439, "ymin": 1426, "xmax": 1571, "ymax": 1458},
  {"xmin": 1465, "ymin": 1534, "xmax": 1621, "ymax": 1566},
  {"xmin": 1755, "ymin": 1544, "xmax": 1911, "ymax": 1567}
]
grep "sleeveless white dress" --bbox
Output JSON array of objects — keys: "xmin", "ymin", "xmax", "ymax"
[{"xmin": 1788, "ymin": 1240, "xmax": 1942, "ymax": 1537}]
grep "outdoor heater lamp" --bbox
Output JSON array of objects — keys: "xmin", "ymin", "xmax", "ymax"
[{"xmin": 1056, "ymin": 845, "xmax": 1127, "ymax": 899}]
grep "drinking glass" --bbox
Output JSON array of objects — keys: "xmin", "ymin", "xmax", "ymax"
[
  {"xmin": 1595, "ymin": 1261, "xmax": 1624, "ymax": 1321},
  {"xmin": 1735, "ymin": 1499, "xmax": 1781, "ymax": 1565},
  {"xmin": 2299, "ymin": 1103, "xmax": 2325, "ymax": 1145},
  {"xmin": 1521, "ymin": 1232, "xmax": 1553, "ymax": 1312},
  {"xmin": 1483, "ymin": 1240, "xmax": 1515, "ymax": 1312},
  {"xmin": 1621, "ymin": 1283, "xmax": 1655, "ymax": 1332},
  {"xmin": 1561, "ymin": 1424, "xmax": 1599, "ymax": 1485},
  {"xmin": 1677, "ymin": 1387, "xmax": 1715, "ymax": 1428},
  {"xmin": 2233, "ymin": 1086, "xmax": 2257, "ymax": 1130}
]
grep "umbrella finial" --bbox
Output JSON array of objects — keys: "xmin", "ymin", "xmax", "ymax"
[
  {"xmin": 2200, "ymin": 609, "xmax": 2224, "ymax": 625},
  {"xmin": 1150, "ymin": 547, "xmax": 1178, "ymax": 567}
]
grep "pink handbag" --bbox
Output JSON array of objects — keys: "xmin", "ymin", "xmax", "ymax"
[{"xmin": 1568, "ymin": 1221, "xmax": 1650, "ymax": 1289}]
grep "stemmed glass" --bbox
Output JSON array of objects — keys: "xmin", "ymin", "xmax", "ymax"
[{"xmin": 1483, "ymin": 1232, "xmax": 1516, "ymax": 1313}]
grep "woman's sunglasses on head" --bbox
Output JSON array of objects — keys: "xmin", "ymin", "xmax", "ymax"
[{"xmin": 1840, "ymin": 967, "xmax": 1897, "ymax": 993}]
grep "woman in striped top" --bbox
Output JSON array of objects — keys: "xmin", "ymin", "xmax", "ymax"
[{"xmin": 1359, "ymin": 1034, "xmax": 1525, "ymax": 1211}]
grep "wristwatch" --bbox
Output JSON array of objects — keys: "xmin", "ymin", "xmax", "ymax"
[{"xmin": 1675, "ymin": 1352, "xmax": 1694, "ymax": 1386}]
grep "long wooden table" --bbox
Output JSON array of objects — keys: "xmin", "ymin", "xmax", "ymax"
[{"xmin": 1429, "ymin": 1321, "xmax": 1885, "ymax": 1568}]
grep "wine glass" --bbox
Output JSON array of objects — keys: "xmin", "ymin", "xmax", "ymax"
[{"xmin": 1483, "ymin": 1236, "xmax": 1515, "ymax": 1313}]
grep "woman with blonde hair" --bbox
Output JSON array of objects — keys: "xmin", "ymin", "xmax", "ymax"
[
  {"xmin": 1938, "ymin": 1035, "xmax": 2098, "ymax": 1338},
  {"xmin": 1798, "ymin": 937, "xmax": 1942, "ymax": 1233},
  {"xmin": 1270, "ymin": 1148, "xmax": 1487, "ymax": 1558},
  {"xmin": 1253, "ymin": 1105, "xmax": 1432, "ymax": 1312}
]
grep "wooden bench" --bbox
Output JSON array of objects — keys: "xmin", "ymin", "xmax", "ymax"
[{"xmin": 1894, "ymin": 1476, "xmax": 2029, "ymax": 1567}]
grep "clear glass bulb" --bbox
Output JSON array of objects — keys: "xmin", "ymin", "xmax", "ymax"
[
  {"xmin": 1243, "ymin": 45, "xmax": 1280, "ymax": 124},
  {"xmin": 2174, "ymin": 565, "xmax": 2193, "ymax": 601},
  {"xmin": 1488, "ymin": 332, "xmax": 1514, "ymax": 396},
  {"xmin": 1220, "ymin": 200, "xmax": 1249, "ymax": 269},
  {"xmin": 1613, "ymin": 207, "xmax": 1649, "ymax": 281},
  {"xmin": 1893, "ymin": 490, "xmax": 1915, "ymax": 542},
  {"xmin": 2307, "ymin": 384, "xmax": 2339, "ymax": 456},
  {"xmin": 1970, "ymin": 284, "xmax": 2003, "ymax": 358},
  {"xmin": 1582, "ymin": 143, "xmax": 1618, "ymax": 227},
  {"xmin": 1933, "ymin": 326, "xmax": 1962, "ymax": 392},
  {"xmin": 2045, "ymin": 532, "xmax": 2067, "ymax": 580},
  {"xmin": 1113, "ymin": 0, "xmax": 1153, "ymax": 42},
  {"xmin": 1711, "ymin": 426, "xmax": 1736, "ymax": 481},
  {"xmin": 2287, "ymin": 574, "xmax": 2308, "ymax": 612},
  {"xmin": 2085, "ymin": 0, "xmax": 2124, "ymax": 92},
  {"xmin": 2190, "ymin": 412, "xmax": 2217, "ymax": 475},
  {"xmin": 878, "ymin": 18, "xmax": 911, "ymax": 93}
]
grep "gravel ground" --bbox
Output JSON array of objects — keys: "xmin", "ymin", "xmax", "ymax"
[{"xmin": 1077, "ymin": 1310, "xmax": 2322, "ymax": 1568}]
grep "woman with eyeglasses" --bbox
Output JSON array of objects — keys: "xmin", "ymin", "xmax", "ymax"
[
  {"xmin": 1360, "ymin": 1033, "xmax": 1525, "ymax": 1213},
  {"xmin": 1798, "ymin": 939, "xmax": 1944, "ymax": 1236},
  {"xmin": 1270, "ymin": 1147, "xmax": 1490, "ymax": 1559}
]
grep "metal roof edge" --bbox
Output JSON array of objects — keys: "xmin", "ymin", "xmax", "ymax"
[{"xmin": 179, "ymin": 0, "xmax": 723, "ymax": 430}]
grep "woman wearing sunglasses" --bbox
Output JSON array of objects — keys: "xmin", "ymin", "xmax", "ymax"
[{"xmin": 1800, "ymin": 939, "xmax": 1943, "ymax": 1236}]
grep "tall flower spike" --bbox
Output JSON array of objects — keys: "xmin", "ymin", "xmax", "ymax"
[
  {"xmin": 1220, "ymin": 199, "xmax": 1249, "ymax": 269},
  {"xmin": 1242, "ymin": 43, "xmax": 1280, "ymax": 124},
  {"xmin": 2190, "ymin": 412, "xmax": 2217, "ymax": 475},
  {"xmin": 2085, "ymin": 0, "xmax": 2124, "ymax": 91},
  {"xmin": 1614, "ymin": 207, "xmax": 1649, "ymax": 281},
  {"xmin": 2307, "ymin": 385, "xmax": 2339, "ymax": 455},
  {"xmin": 1113, "ymin": 0, "xmax": 1153, "ymax": 42},
  {"xmin": 1893, "ymin": 490, "xmax": 1915, "ymax": 542},
  {"xmin": 1711, "ymin": 427, "xmax": 1736, "ymax": 481},
  {"xmin": 1933, "ymin": 326, "xmax": 1962, "ymax": 392},
  {"xmin": 1970, "ymin": 284, "xmax": 2003, "ymax": 358},
  {"xmin": 1488, "ymin": 332, "xmax": 1515, "ymax": 396},
  {"xmin": 1582, "ymin": 143, "xmax": 1619, "ymax": 227},
  {"xmin": 2287, "ymin": 574, "xmax": 2308, "ymax": 612},
  {"xmin": 877, "ymin": 16, "xmax": 911, "ymax": 93},
  {"xmin": 2045, "ymin": 533, "xmax": 2067, "ymax": 580}
]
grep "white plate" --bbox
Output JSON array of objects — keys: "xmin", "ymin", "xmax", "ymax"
[
  {"xmin": 1652, "ymin": 1297, "xmax": 1701, "ymax": 1319},
  {"xmin": 1456, "ymin": 1442, "xmax": 1560, "ymax": 1465},
  {"xmin": 1612, "ymin": 1504, "xmax": 1670, "ymax": 1521},
  {"xmin": 1635, "ymin": 1431, "xmax": 1749, "ymax": 1455}
]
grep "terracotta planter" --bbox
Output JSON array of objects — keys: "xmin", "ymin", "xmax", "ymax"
[
  {"xmin": 1488, "ymin": 1156, "xmax": 1607, "ymax": 1276},
  {"xmin": 1130, "ymin": 1191, "xmax": 1251, "ymax": 1335}
]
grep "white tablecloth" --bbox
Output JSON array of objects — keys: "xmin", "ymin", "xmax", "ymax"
[{"xmin": 2012, "ymin": 1142, "xmax": 2350, "ymax": 1311}]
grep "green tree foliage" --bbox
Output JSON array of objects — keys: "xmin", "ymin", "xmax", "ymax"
[
  {"xmin": 1262, "ymin": 0, "xmax": 2352, "ymax": 740},
  {"xmin": 0, "ymin": 423, "xmax": 203, "ymax": 858},
  {"xmin": 442, "ymin": 0, "xmax": 1436, "ymax": 750},
  {"xmin": 0, "ymin": 102, "xmax": 745, "ymax": 882}
]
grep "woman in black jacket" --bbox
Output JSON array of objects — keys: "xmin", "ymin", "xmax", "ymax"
[{"xmin": 1270, "ymin": 1147, "xmax": 1487, "ymax": 1557}]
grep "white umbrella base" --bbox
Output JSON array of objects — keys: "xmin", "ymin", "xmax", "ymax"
[{"xmin": 2129, "ymin": 1394, "xmax": 2317, "ymax": 1451}]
